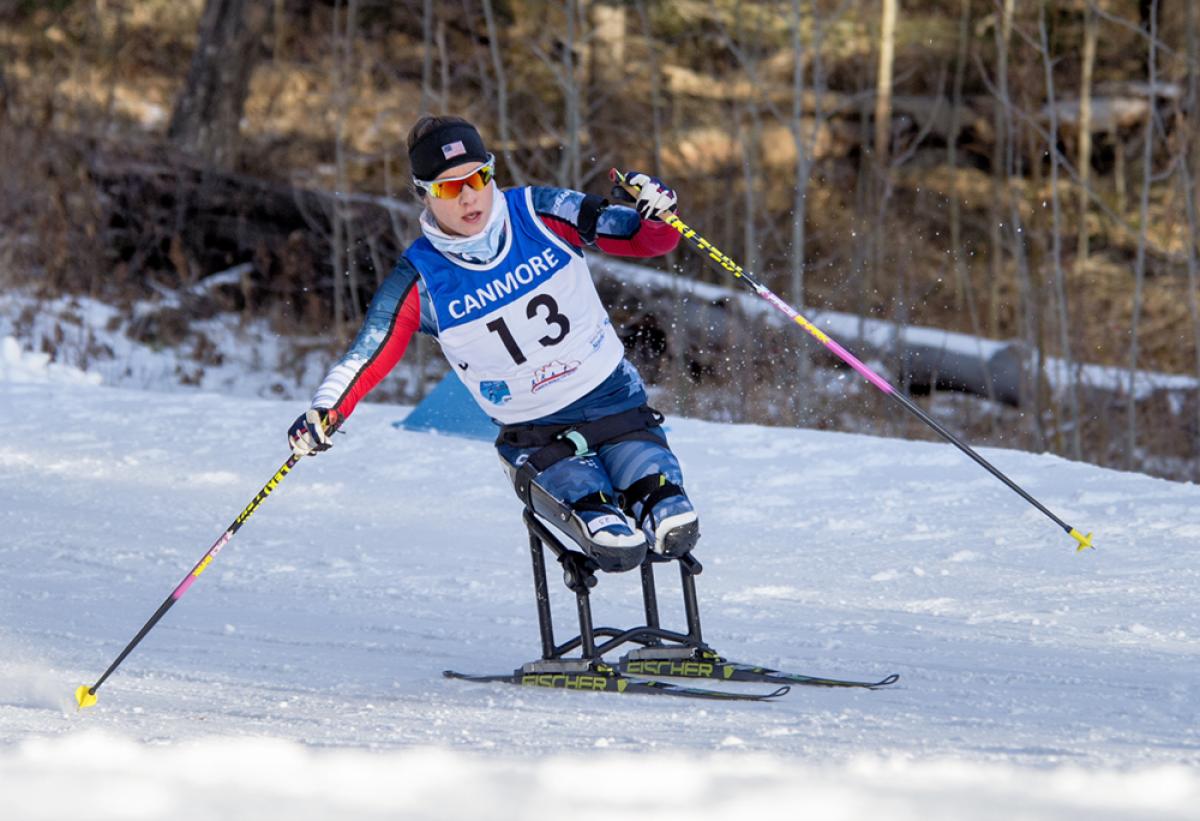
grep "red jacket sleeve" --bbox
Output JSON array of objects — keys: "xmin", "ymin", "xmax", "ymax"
[
  {"xmin": 311, "ymin": 271, "xmax": 422, "ymax": 420},
  {"xmin": 540, "ymin": 214, "xmax": 680, "ymax": 258},
  {"xmin": 529, "ymin": 186, "xmax": 680, "ymax": 259}
]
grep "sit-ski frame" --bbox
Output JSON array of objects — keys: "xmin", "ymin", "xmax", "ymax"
[{"xmin": 522, "ymin": 507, "xmax": 710, "ymax": 669}]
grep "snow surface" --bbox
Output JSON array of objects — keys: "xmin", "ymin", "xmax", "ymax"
[{"xmin": 2, "ymin": 337, "xmax": 1199, "ymax": 819}]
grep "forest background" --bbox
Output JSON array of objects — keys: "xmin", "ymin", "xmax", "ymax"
[{"xmin": 1, "ymin": 0, "xmax": 1198, "ymax": 482}]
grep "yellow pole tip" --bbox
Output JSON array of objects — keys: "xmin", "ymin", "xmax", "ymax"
[
  {"xmin": 1069, "ymin": 528, "xmax": 1095, "ymax": 552},
  {"xmin": 74, "ymin": 685, "xmax": 97, "ymax": 710}
]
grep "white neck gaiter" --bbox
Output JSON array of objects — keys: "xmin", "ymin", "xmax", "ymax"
[{"xmin": 420, "ymin": 187, "xmax": 509, "ymax": 265}]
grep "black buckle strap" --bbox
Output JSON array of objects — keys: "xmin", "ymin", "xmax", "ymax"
[
  {"xmin": 570, "ymin": 490, "xmax": 614, "ymax": 514},
  {"xmin": 620, "ymin": 473, "xmax": 684, "ymax": 528},
  {"xmin": 505, "ymin": 406, "xmax": 665, "ymax": 506}
]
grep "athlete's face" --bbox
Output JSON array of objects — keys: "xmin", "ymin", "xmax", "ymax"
[{"xmin": 424, "ymin": 160, "xmax": 494, "ymax": 237}]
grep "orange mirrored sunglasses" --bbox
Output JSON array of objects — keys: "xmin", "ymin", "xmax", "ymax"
[{"xmin": 413, "ymin": 155, "xmax": 496, "ymax": 199}]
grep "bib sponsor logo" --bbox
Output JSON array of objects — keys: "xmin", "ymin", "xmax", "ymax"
[
  {"xmin": 480, "ymin": 380, "xmax": 512, "ymax": 405},
  {"xmin": 588, "ymin": 320, "xmax": 609, "ymax": 352},
  {"xmin": 447, "ymin": 247, "xmax": 561, "ymax": 320},
  {"xmin": 531, "ymin": 359, "xmax": 579, "ymax": 393}
]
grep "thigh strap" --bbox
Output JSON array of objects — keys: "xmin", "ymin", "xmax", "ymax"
[{"xmin": 499, "ymin": 405, "xmax": 665, "ymax": 506}]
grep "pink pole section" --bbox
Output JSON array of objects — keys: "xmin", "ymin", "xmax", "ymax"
[
  {"xmin": 754, "ymin": 284, "xmax": 896, "ymax": 396},
  {"xmin": 171, "ymin": 530, "xmax": 233, "ymax": 600},
  {"xmin": 820, "ymin": 335, "xmax": 896, "ymax": 396}
]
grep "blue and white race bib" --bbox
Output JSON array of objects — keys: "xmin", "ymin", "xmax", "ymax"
[{"xmin": 406, "ymin": 187, "xmax": 625, "ymax": 423}]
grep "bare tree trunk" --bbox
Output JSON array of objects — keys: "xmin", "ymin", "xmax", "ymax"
[
  {"xmin": 1126, "ymin": 0, "xmax": 1158, "ymax": 469},
  {"xmin": 789, "ymin": 0, "xmax": 810, "ymax": 311},
  {"xmin": 1187, "ymin": 0, "xmax": 1200, "ymax": 478},
  {"xmin": 1039, "ymin": 4, "xmax": 1082, "ymax": 461},
  {"xmin": 740, "ymin": 102, "xmax": 761, "ymax": 281},
  {"xmin": 96, "ymin": 0, "xmax": 126, "ymax": 129},
  {"xmin": 329, "ymin": 0, "xmax": 362, "ymax": 339},
  {"xmin": 562, "ymin": 0, "xmax": 583, "ymax": 189},
  {"xmin": 1007, "ymin": 146, "xmax": 1042, "ymax": 449},
  {"xmin": 273, "ymin": 0, "xmax": 286, "ymax": 59},
  {"xmin": 168, "ymin": 0, "xmax": 266, "ymax": 172},
  {"xmin": 853, "ymin": 100, "xmax": 874, "ymax": 326},
  {"xmin": 633, "ymin": 0, "xmax": 688, "ymax": 404},
  {"xmin": 1075, "ymin": 3, "xmax": 1097, "ymax": 278},
  {"xmin": 482, "ymin": 0, "xmax": 527, "ymax": 185},
  {"xmin": 1025, "ymin": 119, "xmax": 1051, "ymax": 448},
  {"xmin": 733, "ymin": 103, "xmax": 760, "ymax": 300},
  {"xmin": 1188, "ymin": 0, "xmax": 1200, "ymax": 307},
  {"xmin": 873, "ymin": 0, "xmax": 896, "ymax": 168},
  {"xmin": 988, "ymin": 0, "xmax": 1015, "ymax": 338},
  {"xmin": 947, "ymin": 0, "xmax": 970, "ymax": 312},
  {"xmin": 1180, "ymin": 158, "xmax": 1200, "ymax": 480},
  {"xmin": 1111, "ymin": 130, "xmax": 1127, "ymax": 218},
  {"xmin": 437, "ymin": 18, "xmax": 449, "ymax": 111},
  {"xmin": 992, "ymin": 2, "xmax": 1041, "ymax": 446},
  {"xmin": 419, "ymin": 0, "xmax": 434, "ymax": 114},
  {"xmin": 868, "ymin": 0, "xmax": 897, "ymax": 330},
  {"xmin": 944, "ymin": 0, "xmax": 994, "ymax": 422}
]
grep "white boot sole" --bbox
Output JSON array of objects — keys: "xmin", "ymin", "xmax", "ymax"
[{"xmin": 652, "ymin": 512, "xmax": 700, "ymax": 557}]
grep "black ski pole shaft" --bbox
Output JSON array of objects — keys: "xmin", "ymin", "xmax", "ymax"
[
  {"xmin": 889, "ymin": 389, "xmax": 1078, "ymax": 533},
  {"xmin": 75, "ymin": 455, "xmax": 300, "ymax": 709},
  {"xmin": 609, "ymin": 169, "xmax": 1094, "ymax": 552}
]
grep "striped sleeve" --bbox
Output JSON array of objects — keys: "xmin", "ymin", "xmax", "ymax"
[
  {"xmin": 529, "ymin": 186, "xmax": 680, "ymax": 258},
  {"xmin": 311, "ymin": 259, "xmax": 422, "ymax": 419}
]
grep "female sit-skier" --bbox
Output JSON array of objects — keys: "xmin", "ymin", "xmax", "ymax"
[{"xmin": 288, "ymin": 115, "xmax": 698, "ymax": 572}]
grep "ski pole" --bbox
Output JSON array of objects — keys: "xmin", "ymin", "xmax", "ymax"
[
  {"xmin": 75, "ymin": 454, "xmax": 300, "ymax": 709},
  {"xmin": 610, "ymin": 169, "xmax": 1094, "ymax": 553}
]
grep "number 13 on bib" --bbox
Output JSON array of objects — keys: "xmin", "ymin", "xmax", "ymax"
[{"xmin": 404, "ymin": 187, "xmax": 626, "ymax": 423}]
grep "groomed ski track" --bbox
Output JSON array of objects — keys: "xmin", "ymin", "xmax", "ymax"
[{"xmin": 1, "ymin": 372, "xmax": 1199, "ymax": 819}]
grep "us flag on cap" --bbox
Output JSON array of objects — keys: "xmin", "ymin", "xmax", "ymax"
[{"xmin": 409, "ymin": 120, "xmax": 489, "ymax": 180}]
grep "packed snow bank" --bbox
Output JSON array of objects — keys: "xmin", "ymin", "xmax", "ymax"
[
  {"xmin": 0, "ymin": 293, "xmax": 348, "ymax": 400},
  {"xmin": 4, "ymin": 731, "xmax": 1197, "ymax": 821},
  {"xmin": 0, "ymin": 336, "xmax": 101, "ymax": 386}
]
